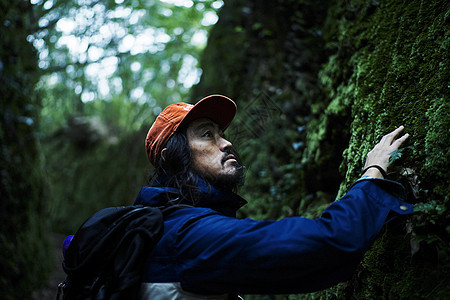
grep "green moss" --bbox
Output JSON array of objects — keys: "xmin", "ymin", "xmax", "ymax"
[
  {"xmin": 425, "ymin": 99, "xmax": 449, "ymax": 180},
  {"xmin": 0, "ymin": 1, "xmax": 53, "ymax": 298},
  {"xmin": 319, "ymin": 0, "xmax": 449, "ymax": 298},
  {"xmin": 193, "ymin": 0, "xmax": 448, "ymax": 298}
]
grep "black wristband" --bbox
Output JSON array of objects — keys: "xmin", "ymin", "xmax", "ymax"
[{"xmin": 362, "ymin": 165, "xmax": 387, "ymax": 178}]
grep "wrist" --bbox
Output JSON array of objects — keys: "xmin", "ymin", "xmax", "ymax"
[
  {"xmin": 362, "ymin": 165, "xmax": 387, "ymax": 178},
  {"xmin": 362, "ymin": 168, "xmax": 383, "ymax": 178}
]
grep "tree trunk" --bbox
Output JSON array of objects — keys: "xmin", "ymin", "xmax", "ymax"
[{"xmin": 0, "ymin": 1, "xmax": 52, "ymax": 298}]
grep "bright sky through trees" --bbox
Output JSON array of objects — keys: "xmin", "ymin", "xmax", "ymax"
[{"xmin": 29, "ymin": 0, "xmax": 223, "ymax": 108}]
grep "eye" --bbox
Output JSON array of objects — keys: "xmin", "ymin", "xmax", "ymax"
[{"xmin": 202, "ymin": 130, "xmax": 213, "ymax": 138}]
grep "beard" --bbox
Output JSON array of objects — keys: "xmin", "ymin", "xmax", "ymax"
[
  {"xmin": 213, "ymin": 160, "xmax": 245, "ymax": 191},
  {"xmin": 192, "ymin": 149, "xmax": 245, "ymax": 192}
]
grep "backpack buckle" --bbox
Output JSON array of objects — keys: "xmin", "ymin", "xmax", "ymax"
[{"xmin": 56, "ymin": 282, "xmax": 66, "ymax": 300}]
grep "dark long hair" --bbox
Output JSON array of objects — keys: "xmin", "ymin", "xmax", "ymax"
[
  {"xmin": 148, "ymin": 129, "xmax": 244, "ymax": 204},
  {"xmin": 147, "ymin": 130, "xmax": 199, "ymax": 201}
]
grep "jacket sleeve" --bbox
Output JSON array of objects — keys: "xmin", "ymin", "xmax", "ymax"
[{"xmin": 175, "ymin": 179, "xmax": 413, "ymax": 295}]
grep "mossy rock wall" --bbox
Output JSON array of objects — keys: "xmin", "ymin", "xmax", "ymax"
[
  {"xmin": 320, "ymin": 1, "xmax": 449, "ymax": 298},
  {"xmin": 193, "ymin": 0, "xmax": 449, "ymax": 298},
  {"xmin": 0, "ymin": 1, "xmax": 52, "ymax": 298}
]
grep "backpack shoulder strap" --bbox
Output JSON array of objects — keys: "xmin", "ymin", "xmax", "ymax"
[{"xmin": 60, "ymin": 205, "xmax": 165, "ymax": 300}]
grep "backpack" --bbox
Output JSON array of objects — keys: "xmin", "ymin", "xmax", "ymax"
[{"xmin": 57, "ymin": 205, "xmax": 165, "ymax": 300}]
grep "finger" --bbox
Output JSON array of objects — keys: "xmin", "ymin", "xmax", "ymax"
[
  {"xmin": 392, "ymin": 125, "xmax": 405, "ymax": 137},
  {"xmin": 391, "ymin": 132, "xmax": 409, "ymax": 148},
  {"xmin": 380, "ymin": 125, "xmax": 404, "ymax": 145}
]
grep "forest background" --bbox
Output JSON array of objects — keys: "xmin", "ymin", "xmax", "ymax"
[{"xmin": 1, "ymin": 0, "xmax": 448, "ymax": 299}]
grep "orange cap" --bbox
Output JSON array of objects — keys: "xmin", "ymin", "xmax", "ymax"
[{"xmin": 145, "ymin": 95, "xmax": 237, "ymax": 165}]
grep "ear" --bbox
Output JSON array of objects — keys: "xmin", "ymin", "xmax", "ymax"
[{"xmin": 160, "ymin": 148, "xmax": 167, "ymax": 161}]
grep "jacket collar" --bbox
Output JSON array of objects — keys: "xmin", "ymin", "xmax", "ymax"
[{"xmin": 134, "ymin": 177, "xmax": 247, "ymax": 217}]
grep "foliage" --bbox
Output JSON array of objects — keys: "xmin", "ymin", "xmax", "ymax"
[
  {"xmin": 0, "ymin": 1, "xmax": 222, "ymax": 297},
  {"xmin": 31, "ymin": 0, "xmax": 223, "ymax": 232},
  {"xmin": 192, "ymin": 0, "xmax": 449, "ymax": 298},
  {"xmin": 0, "ymin": 0, "xmax": 52, "ymax": 298},
  {"xmin": 45, "ymin": 125, "xmax": 151, "ymax": 232},
  {"xmin": 389, "ymin": 146, "xmax": 413, "ymax": 165},
  {"xmin": 12, "ymin": 0, "xmax": 447, "ymax": 298},
  {"xmin": 193, "ymin": 0, "xmax": 337, "ymax": 222},
  {"xmin": 32, "ymin": 0, "xmax": 221, "ymax": 131}
]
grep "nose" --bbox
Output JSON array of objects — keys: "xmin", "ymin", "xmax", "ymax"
[{"xmin": 218, "ymin": 136, "xmax": 232, "ymax": 151}]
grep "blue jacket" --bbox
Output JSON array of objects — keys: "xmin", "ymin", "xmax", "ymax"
[{"xmin": 134, "ymin": 177, "xmax": 413, "ymax": 296}]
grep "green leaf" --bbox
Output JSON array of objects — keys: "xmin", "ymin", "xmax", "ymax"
[{"xmin": 389, "ymin": 146, "xmax": 413, "ymax": 164}]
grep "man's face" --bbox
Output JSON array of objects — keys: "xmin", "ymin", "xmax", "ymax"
[{"xmin": 186, "ymin": 118, "xmax": 243, "ymax": 188}]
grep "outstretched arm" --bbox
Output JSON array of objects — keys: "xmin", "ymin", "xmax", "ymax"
[{"xmin": 362, "ymin": 126, "xmax": 409, "ymax": 178}]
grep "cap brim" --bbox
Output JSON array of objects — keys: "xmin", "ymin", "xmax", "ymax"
[{"xmin": 177, "ymin": 95, "xmax": 237, "ymax": 131}]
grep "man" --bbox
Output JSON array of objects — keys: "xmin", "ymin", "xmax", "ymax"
[{"xmin": 135, "ymin": 95, "xmax": 413, "ymax": 299}]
